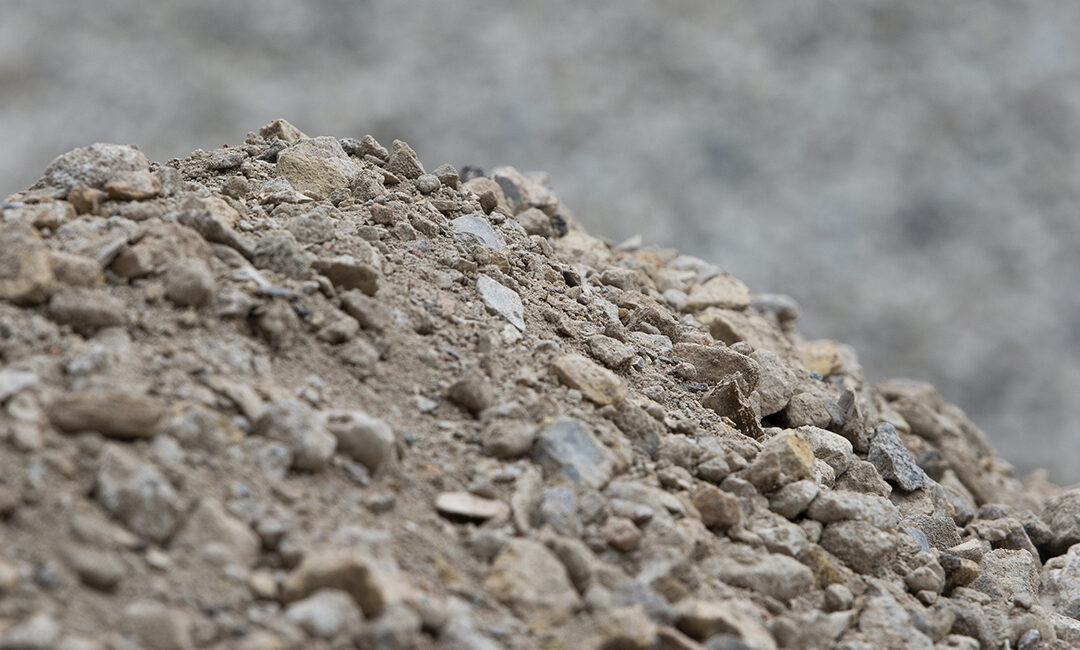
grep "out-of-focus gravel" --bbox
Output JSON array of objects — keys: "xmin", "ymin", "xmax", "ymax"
[{"xmin": 4, "ymin": 0, "xmax": 1080, "ymax": 478}]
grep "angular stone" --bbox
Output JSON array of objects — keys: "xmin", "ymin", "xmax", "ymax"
[
  {"xmin": 476, "ymin": 275, "xmax": 524, "ymax": 331},
  {"xmin": 484, "ymin": 539, "xmax": 580, "ymax": 632},
  {"xmin": 868, "ymin": 423, "xmax": 928, "ymax": 492},
  {"xmin": 340, "ymin": 290, "xmax": 389, "ymax": 331},
  {"xmin": 751, "ymin": 349, "xmax": 798, "ymax": 416},
  {"xmin": 673, "ymin": 342, "xmax": 760, "ymax": 388},
  {"xmin": 769, "ymin": 479, "xmax": 820, "ymax": 519},
  {"xmin": 387, "ymin": 139, "xmax": 425, "ymax": 180},
  {"xmin": 552, "ymin": 353, "xmax": 627, "ymax": 406},
  {"xmin": 713, "ymin": 548, "xmax": 815, "ymax": 602},
  {"xmin": 588, "ymin": 334, "xmax": 637, "ymax": 370},
  {"xmin": 1040, "ymin": 544, "xmax": 1080, "ymax": 617},
  {"xmin": 701, "ymin": 376, "xmax": 763, "ymax": 438},
  {"xmin": 819, "ymin": 520, "xmax": 897, "ymax": 573},
  {"xmin": 969, "ymin": 549, "xmax": 1039, "ymax": 602},
  {"xmin": 436, "ymin": 491, "xmax": 510, "ymax": 523},
  {"xmin": 105, "ymin": 170, "xmax": 161, "ymax": 200},
  {"xmin": 533, "ymin": 418, "xmax": 614, "ymax": 489},
  {"xmin": 49, "ymin": 391, "xmax": 165, "ymax": 439},
  {"xmin": 939, "ymin": 553, "xmax": 981, "ymax": 589},
  {"xmin": 482, "ymin": 419, "xmax": 537, "ymax": 459},
  {"xmin": 452, "ymin": 214, "xmax": 503, "ymax": 249},
  {"xmin": 313, "ymin": 255, "xmax": 379, "ymax": 295},
  {"xmin": 593, "ymin": 605, "xmax": 658, "ymax": 650},
  {"xmin": 674, "ymin": 599, "xmax": 775, "ymax": 646},
  {"xmin": 692, "ymin": 484, "xmax": 742, "ymax": 530},
  {"xmin": 799, "ymin": 426, "xmax": 854, "ymax": 476},
  {"xmin": 807, "ymin": 491, "xmax": 899, "ymax": 529},
  {"xmin": 49, "ymin": 250, "xmax": 103, "ymax": 286},
  {"xmin": 858, "ymin": 594, "xmax": 933, "ymax": 650},
  {"xmin": 259, "ymin": 118, "xmax": 308, "ymax": 143},
  {"xmin": 446, "ymin": 376, "xmax": 496, "ymax": 416},
  {"xmin": 0, "ymin": 222, "xmax": 55, "ymax": 305},
  {"xmin": 323, "ymin": 409, "xmax": 396, "ymax": 474},
  {"xmin": 1041, "ymin": 488, "xmax": 1080, "ymax": 556},
  {"xmin": 744, "ymin": 430, "xmax": 814, "ymax": 492},
  {"xmin": 172, "ymin": 498, "xmax": 260, "ymax": 568},
  {"xmin": 95, "ymin": 445, "xmax": 181, "ymax": 544},
  {"xmin": 43, "ymin": 142, "xmax": 150, "ymax": 191},
  {"xmin": 685, "ymin": 274, "xmax": 751, "ymax": 311},
  {"xmin": 252, "ymin": 399, "xmax": 337, "ymax": 472}
]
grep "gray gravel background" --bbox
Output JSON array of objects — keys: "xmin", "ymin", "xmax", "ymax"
[{"xmin": 3, "ymin": 1, "xmax": 1079, "ymax": 480}]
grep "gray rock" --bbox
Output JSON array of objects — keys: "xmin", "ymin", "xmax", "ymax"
[
  {"xmin": 807, "ymin": 491, "xmax": 899, "ymax": 529},
  {"xmin": 609, "ymin": 401, "xmax": 663, "ymax": 458},
  {"xmin": 446, "ymin": 376, "xmax": 496, "ymax": 416},
  {"xmin": 387, "ymin": 139, "xmax": 425, "ymax": 179},
  {"xmin": 483, "ymin": 539, "xmax": 580, "ymax": 630},
  {"xmin": 1041, "ymin": 544, "xmax": 1080, "ymax": 618},
  {"xmin": 0, "ymin": 370, "xmax": 38, "ymax": 403},
  {"xmin": 172, "ymin": 498, "xmax": 259, "ymax": 568},
  {"xmin": 452, "ymin": 214, "xmax": 504, "ymax": 250},
  {"xmin": 588, "ymin": 334, "xmax": 637, "ymax": 370},
  {"xmin": 532, "ymin": 418, "xmax": 615, "ymax": 489},
  {"xmin": 286, "ymin": 208, "xmax": 335, "ymax": 244},
  {"xmin": 476, "ymin": 274, "xmax": 524, "ymax": 331},
  {"xmin": 482, "ymin": 419, "xmax": 537, "ymax": 459},
  {"xmin": 252, "ymin": 399, "xmax": 337, "ymax": 471},
  {"xmin": 868, "ymin": 423, "xmax": 928, "ymax": 492},
  {"xmin": 750, "ymin": 349, "xmax": 798, "ymax": 416},
  {"xmin": 252, "ymin": 230, "xmax": 311, "ymax": 280},
  {"xmin": 858, "ymin": 594, "xmax": 934, "ymax": 650},
  {"xmin": 712, "ymin": 547, "xmax": 815, "ymax": 602},
  {"xmin": 415, "ymin": 173, "xmax": 440, "ymax": 194},
  {"xmin": 673, "ymin": 342, "xmax": 760, "ymax": 388},
  {"xmin": 43, "ymin": 142, "xmax": 150, "ymax": 191},
  {"xmin": 0, "ymin": 613, "xmax": 61, "ymax": 650},
  {"xmin": 323, "ymin": 409, "xmax": 396, "ymax": 474},
  {"xmin": 819, "ymin": 520, "xmax": 897, "ymax": 573},
  {"xmin": 799, "ymin": 425, "xmax": 854, "ymax": 475},
  {"xmin": 1041, "ymin": 488, "xmax": 1080, "ymax": 556},
  {"xmin": 163, "ymin": 259, "xmax": 215, "ymax": 307},
  {"xmin": 969, "ymin": 548, "xmax": 1039, "ymax": 602},
  {"xmin": 539, "ymin": 486, "xmax": 582, "ymax": 537},
  {"xmin": 824, "ymin": 584, "xmax": 854, "ymax": 611},
  {"xmin": 340, "ymin": 290, "xmax": 389, "ymax": 331},
  {"xmin": 285, "ymin": 588, "xmax": 363, "ymax": 639},
  {"xmin": 835, "ymin": 459, "xmax": 892, "ymax": 497},
  {"xmin": 769, "ymin": 479, "xmax": 820, "ymax": 519},
  {"xmin": 95, "ymin": 444, "xmax": 181, "ymax": 543}
]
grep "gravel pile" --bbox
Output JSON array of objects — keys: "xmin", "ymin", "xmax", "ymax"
[{"xmin": 0, "ymin": 120, "xmax": 1077, "ymax": 649}]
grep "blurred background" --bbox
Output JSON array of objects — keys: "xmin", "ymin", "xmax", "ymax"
[{"xmin": 3, "ymin": 1, "xmax": 1079, "ymax": 481}]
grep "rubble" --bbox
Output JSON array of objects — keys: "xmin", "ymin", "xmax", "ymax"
[{"xmin": 0, "ymin": 120, "xmax": 1071, "ymax": 648}]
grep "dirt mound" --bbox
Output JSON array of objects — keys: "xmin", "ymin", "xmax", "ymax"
[{"xmin": 0, "ymin": 120, "xmax": 1076, "ymax": 649}]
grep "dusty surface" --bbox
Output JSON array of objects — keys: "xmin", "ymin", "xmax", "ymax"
[{"xmin": 0, "ymin": 122, "xmax": 1078, "ymax": 648}]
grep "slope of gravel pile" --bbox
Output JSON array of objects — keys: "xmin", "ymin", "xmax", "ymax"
[{"xmin": 0, "ymin": 119, "xmax": 1078, "ymax": 649}]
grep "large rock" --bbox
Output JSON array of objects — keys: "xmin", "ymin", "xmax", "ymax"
[
  {"xmin": 712, "ymin": 546, "xmax": 815, "ymax": 602},
  {"xmin": 819, "ymin": 520, "xmax": 897, "ymax": 573},
  {"xmin": 171, "ymin": 498, "xmax": 259, "ymax": 568},
  {"xmin": 322, "ymin": 409, "xmax": 396, "ymax": 474},
  {"xmin": 48, "ymin": 391, "xmax": 165, "ymax": 439},
  {"xmin": 483, "ymin": 539, "xmax": 580, "ymax": 632},
  {"xmin": 252, "ymin": 399, "xmax": 337, "ymax": 471},
  {"xmin": 1041, "ymin": 544, "xmax": 1080, "ymax": 617},
  {"xmin": 532, "ymin": 418, "xmax": 615, "ymax": 489},
  {"xmin": 744, "ymin": 429, "xmax": 814, "ymax": 492},
  {"xmin": 282, "ymin": 549, "xmax": 412, "ymax": 617},
  {"xmin": 0, "ymin": 222, "xmax": 54, "ymax": 305},
  {"xmin": 868, "ymin": 423, "xmax": 928, "ymax": 492},
  {"xmin": 42, "ymin": 142, "xmax": 150, "ymax": 191},
  {"xmin": 807, "ymin": 491, "xmax": 899, "ymax": 529},
  {"xmin": 276, "ymin": 136, "xmax": 359, "ymax": 200},
  {"xmin": 969, "ymin": 548, "xmax": 1039, "ymax": 602},
  {"xmin": 685, "ymin": 274, "xmax": 751, "ymax": 311},
  {"xmin": 1042, "ymin": 488, "xmax": 1080, "ymax": 556},
  {"xmin": 551, "ymin": 353, "xmax": 627, "ymax": 406}
]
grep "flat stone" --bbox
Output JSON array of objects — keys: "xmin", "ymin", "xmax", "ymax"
[
  {"xmin": 43, "ymin": 142, "xmax": 150, "ymax": 191},
  {"xmin": 701, "ymin": 376, "xmax": 763, "ymax": 438},
  {"xmin": 49, "ymin": 250, "xmax": 103, "ymax": 286},
  {"xmin": 313, "ymin": 255, "xmax": 379, "ymax": 295},
  {"xmin": 533, "ymin": 418, "xmax": 615, "ymax": 489},
  {"xmin": 48, "ymin": 288, "xmax": 126, "ymax": 334},
  {"xmin": 105, "ymin": 170, "xmax": 161, "ymax": 200},
  {"xmin": 483, "ymin": 539, "xmax": 580, "ymax": 632},
  {"xmin": 452, "ymin": 214, "xmax": 504, "ymax": 249},
  {"xmin": 868, "ymin": 423, "xmax": 928, "ymax": 492},
  {"xmin": 552, "ymin": 353, "xmax": 627, "ymax": 406},
  {"xmin": 685, "ymin": 274, "xmax": 751, "ymax": 311},
  {"xmin": 750, "ymin": 349, "xmax": 798, "ymax": 416},
  {"xmin": 323, "ymin": 409, "xmax": 396, "ymax": 474},
  {"xmin": 49, "ymin": 391, "xmax": 165, "ymax": 439},
  {"xmin": 436, "ymin": 491, "xmax": 510, "ymax": 522},
  {"xmin": 744, "ymin": 430, "xmax": 814, "ymax": 492},
  {"xmin": 476, "ymin": 275, "xmax": 525, "ymax": 331}
]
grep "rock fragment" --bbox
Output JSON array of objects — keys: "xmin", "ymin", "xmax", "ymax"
[
  {"xmin": 476, "ymin": 275, "xmax": 525, "ymax": 331},
  {"xmin": 436, "ymin": 492, "xmax": 510, "ymax": 523},
  {"xmin": 104, "ymin": 170, "xmax": 161, "ymax": 200},
  {"xmin": 48, "ymin": 392, "xmax": 165, "ymax": 439},
  {"xmin": 172, "ymin": 498, "xmax": 259, "ymax": 568},
  {"xmin": 122, "ymin": 602, "xmax": 193, "ymax": 650},
  {"xmin": 452, "ymin": 214, "xmax": 504, "ymax": 249},
  {"xmin": 48, "ymin": 288, "xmax": 126, "ymax": 334},
  {"xmin": 386, "ymin": 139, "xmax": 425, "ymax": 179},
  {"xmin": 0, "ymin": 222, "xmax": 54, "ymax": 305},
  {"xmin": 533, "ymin": 418, "xmax": 614, "ymax": 489},
  {"xmin": 551, "ymin": 353, "xmax": 627, "ymax": 406},
  {"xmin": 42, "ymin": 142, "xmax": 150, "ymax": 191},
  {"xmin": 484, "ymin": 539, "xmax": 580, "ymax": 631},
  {"xmin": 95, "ymin": 444, "xmax": 181, "ymax": 543},
  {"xmin": 284, "ymin": 589, "xmax": 363, "ymax": 639},
  {"xmin": 253, "ymin": 399, "xmax": 337, "ymax": 471},
  {"xmin": 744, "ymin": 429, "xmax": 814, "ymax": 492},
  {"xmin": 868, "ymin": 423, "xmax": 928, "ymax": 492},
  {"xmin": 323, "ymin": 409, "xmax": 396, "ymax": 474},
  {"xmin": 282, "ymin": 549, "xmax": 411, "ymax": 617},
  {"xmin": 685, "ymin": 274, "xmax": 751, "ymax": 311},
  {"xmin": 163, "ymin": 259, "xmax": 215, "ymax": 307}
]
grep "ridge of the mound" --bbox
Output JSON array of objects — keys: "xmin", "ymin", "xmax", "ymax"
[{"xmin": 0, "ymin": 119, "xmax": 1076, "ymax": 649}]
